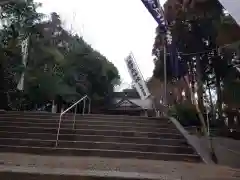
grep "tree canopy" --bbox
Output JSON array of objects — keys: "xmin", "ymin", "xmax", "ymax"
[
  {"xmin": 152, "ymin": 0, "xmax": 240, "ymax": 127},
  {"xmin": 0, "ymin": 0, "xmax": 120, "ymax": 110}
]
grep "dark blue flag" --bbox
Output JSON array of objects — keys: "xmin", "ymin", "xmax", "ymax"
[
  {"xmin": 141, "ymin": 0, "xmax": 187, "ymax": 79},
  {"xmin": 169, "ymin": 48, "xmax": 188, "ymax": 79},
  {"xmin": 167, "ymin": 31, "xmax": 187, "ymax": 79},
  {"xmin": 141, "ymin": 0, "xmax": 167, "ymax": 32}
]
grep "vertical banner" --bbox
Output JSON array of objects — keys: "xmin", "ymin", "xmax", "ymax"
[
  {"xmin": 218, "ymin": 0, "xmax": 240, "ymax": 26},
  {"xmin": 17, "ymin": 36, "xmax": 29, "ymax": 91},
  {"xmin": 141, "ymin": 0, "xmax": 167, "ymax": 32},
  {"xmin": 125, "ymin": 53, "xmax": 151, "ymax": 100}
]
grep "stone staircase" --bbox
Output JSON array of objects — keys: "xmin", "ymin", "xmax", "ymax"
[{"xmin": 0, "ymin": 111, "xmax": 202, "ymax": 162}]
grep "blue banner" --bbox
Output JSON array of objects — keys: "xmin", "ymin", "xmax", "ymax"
[
  {"xmin": 141, "ymin": 0, "xmax": 167, "ymax": 32},
  {"xmin": 168, "ymin": 40, "xmax": 188, "ymax": 79},
  {"xmin": 141, "ymin": 0, "xmax": 187, "ymax": 79}
]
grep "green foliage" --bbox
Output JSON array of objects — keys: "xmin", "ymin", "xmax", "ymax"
[
  {"xmin": 152, "ymin": 0, "xmax": 240, "ymax": 125},
  {"xmin": 223, "ymin": 78, "xmax": 240, "ymax": 107},
  {"xmin": 0, "ymin": 0, "xmax": 120, "ymax": 110},
  {"xmin": 168, "ymin": 103, "xmax": 201, "ymax": 127}
]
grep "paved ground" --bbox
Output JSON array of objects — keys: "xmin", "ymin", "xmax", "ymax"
[
  {"xmin": 170, "ymin": 118, "xmax": 240, "ymax": 168},
  {"xmin": 189, "ymin": 135, "xmax": 240, "ymax": 168},
  {"xmin": 0, "ymin": 153, "xmax": 239, "ymax": 180}
]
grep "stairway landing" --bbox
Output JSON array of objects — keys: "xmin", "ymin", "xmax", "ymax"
[{"xmin": 0, "ymin": 153, "xmax": 239, "ymax": 180}]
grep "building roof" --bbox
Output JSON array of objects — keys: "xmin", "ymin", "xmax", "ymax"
[
  {"xmin": 113, "ymin": 91, "xmax": 140, "ymax": 99},
  {"xmin": 115, "ymin": 99, "xmax": 141, "ymax": 108},
  {"xmin": 111, "ymin": 93, "xmax": 144, "ymax": 111}
]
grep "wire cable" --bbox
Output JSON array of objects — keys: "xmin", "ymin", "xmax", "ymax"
[{"xmin": 157, "ymin": 40, "xmax": 240, "ymax": 56}]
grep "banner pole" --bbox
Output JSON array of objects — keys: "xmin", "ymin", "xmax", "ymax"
[
  {"xmin": 163, "ymin": 39, "xmax": 168, "ymax": 106},
  {"xmin": 156, "ymin": 0, "xmax": 168, "ymax": 107}
]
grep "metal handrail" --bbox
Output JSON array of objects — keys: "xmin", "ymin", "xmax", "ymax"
[
  {"xmin": 151, "ymin": 96, "xmax": 160, "ymax": 117},
  {"xmin": 55, "ymin": 95, "xmax": 91, "ymax": 147},
  {"xmin": 72, "ymin": 95, "xmax": 91, "ymax": 129}
]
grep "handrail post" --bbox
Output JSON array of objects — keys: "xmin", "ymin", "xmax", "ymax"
[
  {"xmin": 56, "ymin": 95, "xmax": 91, "ymax": 146},
  {"xmin": 73, "ymin": 105, "xmax": 77, "ymax": 130},
  {"xmin": 55, "ymin": 115, "xmax": 62, "ymax": 147},
  {"xmin": 83, "ymin": 98, "xmax": 86, "ymax": 115},
  {"xmin": 88, "ymin": 98, "xmax": 91, "ymax": 114}
]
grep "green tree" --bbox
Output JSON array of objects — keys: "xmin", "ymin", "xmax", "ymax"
[
  {"xmin": 153, "ymin": 0, "xmax": 240, "ymax": 124},
  {"xmin": 0, "ymin": 0, "xmax": 42, "ymax": 109},
  {"xmin": 0, "ymin": 1, "xmax": 120, "ymax": 110}
]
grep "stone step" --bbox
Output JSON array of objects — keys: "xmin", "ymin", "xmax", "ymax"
[
  {"xmin": 4, "ymin": 111, "xmax": 163, "ymax": 120},
  {"xmin": 0, "ymin": 121, "xmax": 179, "ymax": 133},
  {"xmin": 0, "ymin": 138, "xmax": 195, "ymax": 154},
  {"xmin": 0, "ymin": 112, "xmax": 202, "ymax": 163},
  {"xmin": 1, "ymin": 166, "xmax": 238, "ymax": 180},
  {"xmin": 0, "ymin": 126, "xmax": 183, "ymax": 139},
  {"xmin": 0, "ymin": 132, "xmax": 188, "ymax": 146},
  {"xmin": 0, "ymin": 113, "xmax": 168, "ymax": 123},
  {"xmin": 0, "ymin": 116, "xmax": 171, "ymax": 125},
  {"xmin": 1, "ymin": 154, "xmax": 239, "ymax": 180},
  {"xmin": 0, "ymin": 145, "xmax": 202, "ymax": 162},
  {"xmin": 0, "ymin": 171, "xmax": 238, "ymax": 180},
  {"xmin": 0, "ymin": 117, "xmax": 174, "ymax": 128},
  {"xmin": 0, "ymin": 172, "xmax": 158, "ymax": 180}
]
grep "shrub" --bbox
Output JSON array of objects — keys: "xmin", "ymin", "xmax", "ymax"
[{"xmin": 168, "ymin": 103, "xmax": 201, "ymax": 127}]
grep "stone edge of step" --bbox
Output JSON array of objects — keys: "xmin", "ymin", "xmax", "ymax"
[
  {"xmin": 0, "ymin": 144, "xmax": 201, "ymax": 158},
  {"xmin": 0, "ymin": 121, "xmax": 179, "ymax": 131},
  {"xmin": 0, "ymin": 126, "xmax": 183, "ymax": 136},
  {"xmin": 0, "ymin": 131, "xmax": 185, "ymax": 139},
  {"xmin": 0, "ymin": 137, "xmax": 193, "ymax": 149},
  {"xmin": 0, "ymin": 165, "xmax": 181, "ymax": 180},
  {"xmin": 2, "ymin": 111, "xmax": 165, "ymax": 120}
]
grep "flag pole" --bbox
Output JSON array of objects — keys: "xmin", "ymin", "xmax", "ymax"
[
  {"xmin": 157, "ymin": 0, "xmax": 168, "ymax": 107},
  {"xmin": 163, "ymin": 41, "xmax": 167, "ymax": 106}
]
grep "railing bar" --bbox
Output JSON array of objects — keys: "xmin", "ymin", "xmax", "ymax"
[
  {"xmin": 83, "ymin": 98, "xmax": 86, "ymax": 115},
  {"xmin": 56, "ymin": 95, "xmax": 90, "ymax": 147},
  {"xmin": 55, "ymin": 115, "xmax": 62, "ymax": 147},
  {"xmin": 88, "ymin": 98, "xmax": 91, "ymax": 114},
  {"xmin": 73, "ymin": 105, "xmax": 77, "ymax": 130},
  {"xmin": 60, "ymin": 95, "xmax": 87, "ymax": 116}
]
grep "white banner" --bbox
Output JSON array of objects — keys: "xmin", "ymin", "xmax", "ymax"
[
  {"xmin": 17, "ymin": 36, "xmax": 29, "ymax": 91},
  {"xmin": 218, "ymin": 0, "xmax": 240, "ymax": 26},
  {"xmin": 125, "ymin": 53, "xmax": 151, "ymax": 100}
]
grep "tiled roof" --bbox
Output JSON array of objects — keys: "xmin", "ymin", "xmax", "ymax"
[{"xmin": 113, "ymin": 91, "xmax": 140, "ymax": 99}]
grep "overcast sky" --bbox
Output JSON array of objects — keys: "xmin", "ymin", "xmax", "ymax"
[{"xmin": 35, "ymin": 0, "xmax": 166, "ymax": 90}]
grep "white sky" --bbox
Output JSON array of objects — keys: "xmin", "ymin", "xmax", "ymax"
[{"xmin": 35, "ymin": 0, "xmax": 166, "ymax": 90}]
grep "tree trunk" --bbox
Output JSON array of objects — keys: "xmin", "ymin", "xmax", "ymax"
[
  {"xmin": 207, "ymin": 81, "xmax": 216, "ymax": 124},
  {"xmin": 185, "ymin": 83, "xmax": 192, "ymax": 104},
  {"xmin": 215, "ymin": 75, "xmax": 223, "ymax": 122},
  {"xmin": 196, "ymin": 56, "xmax": 204, "ymax": 112}
]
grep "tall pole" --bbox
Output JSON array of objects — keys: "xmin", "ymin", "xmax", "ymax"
[
  {"xmin": 157, "ymin": 0, "xmax": 168, "ymax": 107},
  {"xmin": 163, "ymin": 42, "xmax": 167, "ymax": 106}
]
